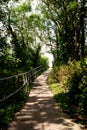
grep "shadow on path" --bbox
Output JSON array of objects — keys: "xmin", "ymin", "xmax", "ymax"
[{"xmin": 8, "ymin": 70, "xmax": 81, "ymax": 130}]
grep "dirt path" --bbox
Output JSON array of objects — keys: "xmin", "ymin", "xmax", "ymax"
[{"xmin": 8, "ymin": 70, "xmax": 82, "ymax": 130}]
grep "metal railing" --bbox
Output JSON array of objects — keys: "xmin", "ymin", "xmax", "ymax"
[{"xmin": 0, "ymin": 65, "xmax": 44, "ymax": 103}]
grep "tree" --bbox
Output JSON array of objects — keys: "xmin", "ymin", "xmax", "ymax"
[
  {"xmin": 39, "ymin": 0, "xmax": 87, "ymax": 64},
  {"xmin": 79, "ymin": 0, "xmax": 86, "ymax": 57}
]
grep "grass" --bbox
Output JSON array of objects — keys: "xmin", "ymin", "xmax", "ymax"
[
  {"xmin": 49, "ymin": 83, "xmax": 69, "ymax": 112},
  {"xmin": 47, "ymin": 63, "xmax": 87, "ymax": 128},
  {"xmin": 48, "ymin": 83, "xmax": 87, "ymax": 127}
]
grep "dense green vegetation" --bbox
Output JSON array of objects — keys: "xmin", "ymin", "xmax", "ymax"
[
  {"xmin": 40, "ymin": 0, "xmax": 87, "ymax": 126},
  {"xmin": 0, "ymin": 0, "xmax": 87, "ymax": 128},
  {"xmin": 48, "ymin": 59, "xmax": 87, "ymax": 125},
  {"xmin": 0, "ymin": 84, "xmax": 30, "ymax": 127},
  {"xmin": 0, "ymin": 0, "xmax": 49, "ymax": 127},
  {"xmin": 39, "ymin": 0, "xmax": 87, "ymax": 63}
]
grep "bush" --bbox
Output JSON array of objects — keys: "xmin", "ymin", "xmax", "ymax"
[
  {"xmin": 48, "ymin": 60, "xmax": 81, "ymax": 91},
  {"xmin": 48, "ymin": 59, "xmax": 87, "ymax": 123}
]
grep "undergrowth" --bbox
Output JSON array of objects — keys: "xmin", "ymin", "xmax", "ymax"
[
  {"xmin": 0, "ymin": 83, "xmax": 33, "ymax": 128},
  {"xmin": 47, "ymin": 59, "xmax": 87, "ymax": 126}
]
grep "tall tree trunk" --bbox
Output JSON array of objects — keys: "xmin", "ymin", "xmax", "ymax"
[{"xmin": 80, "ymin": 0, "xmax": 86, "ymax": 57}]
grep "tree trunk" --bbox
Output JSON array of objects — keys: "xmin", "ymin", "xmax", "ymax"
[{"xmin": 80, "ymin": 0, "xmax": 86, "ymax": 57}]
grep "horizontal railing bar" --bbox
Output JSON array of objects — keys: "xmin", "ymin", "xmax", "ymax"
[
  {"xmin": 0, "ymin": 84, "xmax": 24, "ymax": 102},
  {"xmin": 0, "ymin": 70, "xmax": 32, "ymax": 81},
  {"xmin": 0, "ymin": 65, "xmax": 43, "ymax": 81},
  {"xmin": 0, "ymin": 65, "xmax": 44, "ymax": 103}
]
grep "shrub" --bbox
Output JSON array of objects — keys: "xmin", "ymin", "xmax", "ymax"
[{"xmin": 48, "ymin": 59, "xmax": 87, "ymax": 121}]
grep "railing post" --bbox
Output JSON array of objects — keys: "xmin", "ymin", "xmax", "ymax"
[{"xmin": 0, "ymin": 65, "xmax": 44, "ymax": 104}]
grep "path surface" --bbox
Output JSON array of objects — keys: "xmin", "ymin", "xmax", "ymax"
[{"xmin": 8, "ymin": 70, "xmax": 81, "ymax": 130}]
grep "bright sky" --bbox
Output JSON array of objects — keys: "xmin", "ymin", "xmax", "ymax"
[{"xmin": 44, "ymin": 53, "xmax": 54, "ymax": 68}]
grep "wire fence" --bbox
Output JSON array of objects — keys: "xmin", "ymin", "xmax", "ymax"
[{"xmin": 0, "ymin": 65, "xmax": 44, "ymax": 103}]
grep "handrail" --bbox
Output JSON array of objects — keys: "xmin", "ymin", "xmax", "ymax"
[
  {"xmin": 0, "ymin": 71, "xmax": 31, "ymax": 81},
  {"xmin": 0, "ymin": 65, "xmax": 43, "ymax": 81},
  {"xmin": 0, "ymin": 65, "xmax": 44, "ymax": 103}
]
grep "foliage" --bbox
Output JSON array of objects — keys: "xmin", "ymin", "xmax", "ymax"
[
  {"xmin": 48, "ymin": 60, "xmax": 81, "ymax": 90},
  {"xmin": 0, "ymin": 54, "xmax": 20, "ymax": 78},
  {"xmin": 0, "ymin": 0, "xmax": 86, "ymax": 127},
  {"xmin": 39, "ymin": 55, "xmax": 49, "ymax": 71},
  {"xmin": 0, "ymin": 61, "xmax": 47, "ymax": 127},
  {"xmin": 0, "ymin": 0, "xmax": 49, "ymax": 128},
  {"xmin": 39, "ymin": 0, "xmax": 87, "ymax": 64},
  {"xmin": 67, "ymin": 58, "xmax": 87, "ymax": 117},
  {"xmin": 48, "ymin": 83, "xmax": 69, "ymax": 112},
  {"xmin": 0, "ymin": 85, "xmax": 30, "ymax": 127},
  {"xmin": 47, "ymin": 59, "xmax": 87, "ymax": 124}
]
